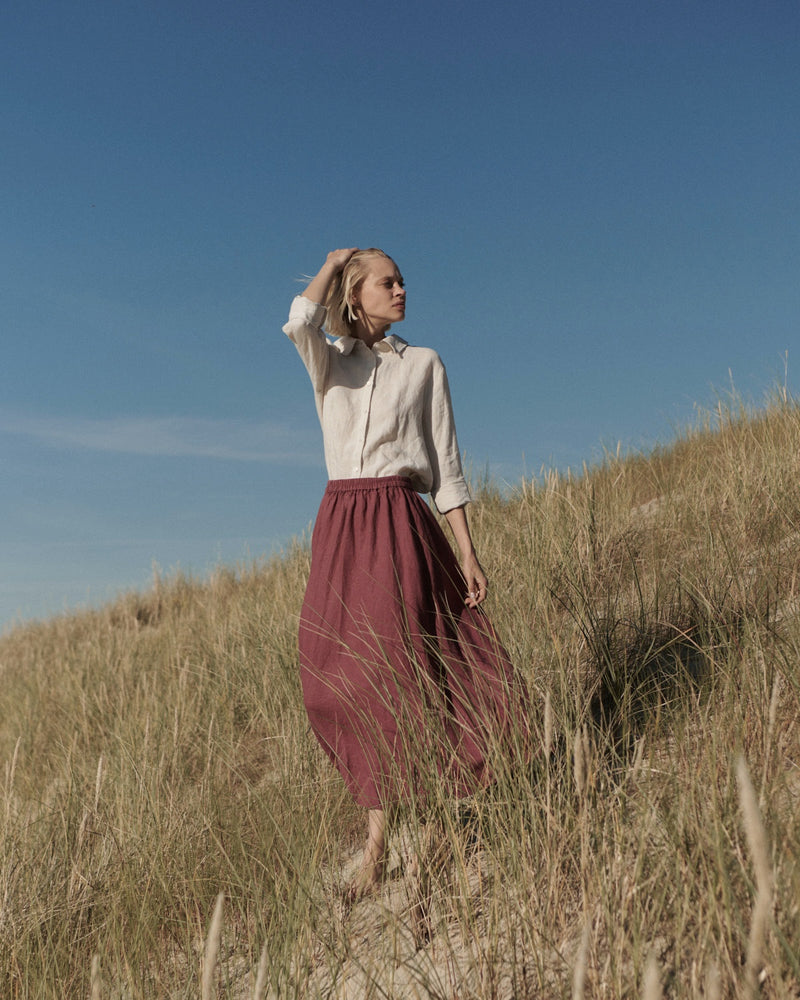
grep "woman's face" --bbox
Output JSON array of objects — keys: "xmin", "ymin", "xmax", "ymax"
[{"xmin": 352, "ymin": 257, "xmax": 406, "ymax": 332}]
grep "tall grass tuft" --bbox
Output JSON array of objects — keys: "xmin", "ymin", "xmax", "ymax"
[
  {"xmin": 736, "ymin": 756, "xmax": 774, "ymax": 997},
  {"xmin": 2, "ymin": 390, "xmax": 800, "ymax": 996}
]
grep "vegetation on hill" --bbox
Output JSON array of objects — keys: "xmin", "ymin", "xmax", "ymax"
[{"xmin": 1, "ymin": 392, "xmax": 799, "ymax": 998}]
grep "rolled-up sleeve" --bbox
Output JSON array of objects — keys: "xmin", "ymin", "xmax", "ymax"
[
  {"xmin": 426, "ymin": 356, "xmax": 472, "ymax": 514},
  {"xmin": 282, "ymin": 296, "xmax": 330, "ymax": 396}
]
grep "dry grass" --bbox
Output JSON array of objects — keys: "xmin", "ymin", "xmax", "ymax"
[{"xmin": 2, "ymin": 391, "xmax": 800, "ymax": 997}]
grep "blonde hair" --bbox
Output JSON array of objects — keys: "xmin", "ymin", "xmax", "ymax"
[{"xmin": 323, "ymin": 248, "xmax": 394, "ymax": 339}]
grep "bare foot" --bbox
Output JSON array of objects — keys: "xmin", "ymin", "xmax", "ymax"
[
  {"xmin": 345, "ymin": 809, "xmax": 387, "ymax": 903},
  {"xmin": 346, "ymin": 847, "xmax": 385, "ymax": 902}
]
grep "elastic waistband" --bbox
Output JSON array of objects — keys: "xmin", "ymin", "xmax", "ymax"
[{"xmin": 325, "ymin": 476, "xmax": 414, "ymax": 495}]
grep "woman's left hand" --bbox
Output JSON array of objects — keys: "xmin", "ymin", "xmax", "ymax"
[
  {"xmin": 443, "ymin": 505, "xmax": 489, "ymax": 608},
  {"xmin": 461, "ymin": 551, "xmax": 488, "ymax": 608}
]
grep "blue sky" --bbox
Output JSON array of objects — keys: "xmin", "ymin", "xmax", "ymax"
[{"xmin": 2, "ymin": 0, "xmax": 799, "ymax": 630}]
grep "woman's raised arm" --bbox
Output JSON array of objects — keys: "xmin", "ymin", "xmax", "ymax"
[{"xmin": 302, "ymin": 248, "xmax": 359, "ymax": 305}]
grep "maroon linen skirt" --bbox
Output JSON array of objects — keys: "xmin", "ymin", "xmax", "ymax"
[{"xmin": 298, "ymin": 476, "xmax": 523, "ymax": 809}]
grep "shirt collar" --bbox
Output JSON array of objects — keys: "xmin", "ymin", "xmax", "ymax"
[{"xmin": 333, "ymin": 333, "xmax": 408, "ymax": 356}]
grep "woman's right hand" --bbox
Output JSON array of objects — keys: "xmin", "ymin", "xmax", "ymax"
[
  {"xmin": 302, "ymin": 248, "xmax": 359, "ymax": 305},
  {"xmin": 325, "ymin": 247, "xmax": 359, "ymax": 272}
]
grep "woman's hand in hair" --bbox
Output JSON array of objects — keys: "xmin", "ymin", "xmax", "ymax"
[
  {"xmin": 302, "ymin": 248, "xmax": 359, "ymax": 305},
  {"xmin": 326, "ymin": 247, "xmax": 359, "ymax": 272}
]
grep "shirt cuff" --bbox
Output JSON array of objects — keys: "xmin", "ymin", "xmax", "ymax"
[
  {"xmin": 285, "ymin": 295, "xmax": 326, "ymax": 330},
  {"xmin": 432, "ymin": 480, "xmax": 472, "ymax": 514}
]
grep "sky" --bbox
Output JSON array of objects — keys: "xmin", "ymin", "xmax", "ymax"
[{"xmin": 2, "ymin": 0, "xmax": 799, "ymax": 631}]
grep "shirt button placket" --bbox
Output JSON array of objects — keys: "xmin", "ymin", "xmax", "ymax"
[{"xmin": 357, "ymin": 354, "xmax": 378, "ymax": 476}]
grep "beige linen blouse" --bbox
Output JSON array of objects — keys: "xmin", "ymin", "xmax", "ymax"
[{"xmin": 283, "ymin": 295, "xmax": 471, "ymax": 514}]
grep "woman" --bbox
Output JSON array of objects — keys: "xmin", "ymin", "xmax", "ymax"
[{"xmin": 284, "ymin": 248, "xmax": 521, "ymax": 897}]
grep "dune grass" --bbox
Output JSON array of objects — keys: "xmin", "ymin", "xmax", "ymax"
[{"xmin": 2, "ymin": 391, "xmax": 800, "ymax": 997}]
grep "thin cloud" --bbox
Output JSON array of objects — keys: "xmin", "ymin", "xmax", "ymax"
[{"xmin": 1, "ymin": 413, "xmax": 322, "ymax": 465}]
